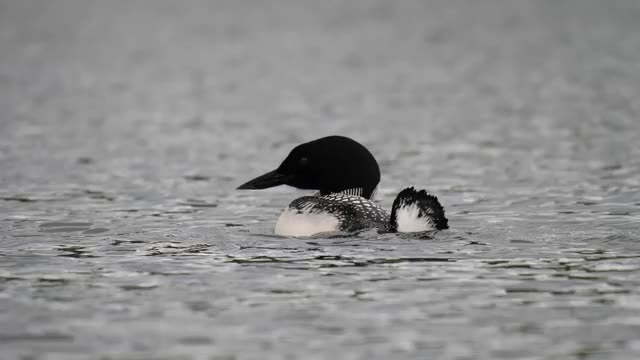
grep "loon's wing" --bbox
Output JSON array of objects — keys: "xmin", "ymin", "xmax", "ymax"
[
  {"xmin": 389, "ymin": 187, "xmax": 448, "ymax": 232},
  {"xmin": 288, "ymin": 194, "xmax": 390, "ymax": 233}
]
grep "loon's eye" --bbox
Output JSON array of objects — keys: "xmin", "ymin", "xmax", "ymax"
[{"xmin": 299, "ymin": 157, "xmax": 309, "ymax": 166}]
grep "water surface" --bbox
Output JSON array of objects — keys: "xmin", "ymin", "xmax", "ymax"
[{"xmin": 1, "ymin": 0, "xmax": 640, "ymax": 359}]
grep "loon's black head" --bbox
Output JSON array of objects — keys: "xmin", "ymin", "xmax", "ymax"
[{"xmin": 237, "ymin": 136, "xmax": 380, "ymax": 199}]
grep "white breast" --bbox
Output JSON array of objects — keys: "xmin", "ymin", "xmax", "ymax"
[{"xmin": 274, "ymin": 207, "xmax": 340, "ymax": 237}]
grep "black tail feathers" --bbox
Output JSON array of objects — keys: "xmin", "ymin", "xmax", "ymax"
[{"xmin": 389, "ymin": 187, "xmax": 448, "ymax": 233}]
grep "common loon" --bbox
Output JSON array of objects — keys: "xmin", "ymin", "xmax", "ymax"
[{"xmin": 237, "ymin": 136, "xmax": 448, "ymax": 237}]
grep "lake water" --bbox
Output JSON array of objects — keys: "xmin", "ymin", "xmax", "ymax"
[{"xmin": 1, "ymin": 1, "xmax": 640, "ymax": 359}]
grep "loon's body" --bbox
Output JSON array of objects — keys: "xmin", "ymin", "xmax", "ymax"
[
  {"xmin": 237, "ymin": 136, "xmax": 448, "ymax": 237},
  {"xmin": 275, "ymin": 193, "xmax": 389, "ymax": 236}
]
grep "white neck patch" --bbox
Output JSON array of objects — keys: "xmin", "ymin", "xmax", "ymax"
[
  {"xmin": 335, "ymin": 188, "xmax": 363, "ymax": 197},
  {"xmin": 330, "ymin": 184, "xmax": 379, "ymax": 200}
]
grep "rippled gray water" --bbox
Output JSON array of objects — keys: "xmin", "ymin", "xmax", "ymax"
[{"xmin": 2, "ymin": 1, "xmax": 640, "ymax": 359}]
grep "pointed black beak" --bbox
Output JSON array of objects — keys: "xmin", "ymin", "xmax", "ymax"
[{"xmin": 237, "ymin": 169, "xmax": 291, "ymax": 190}]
